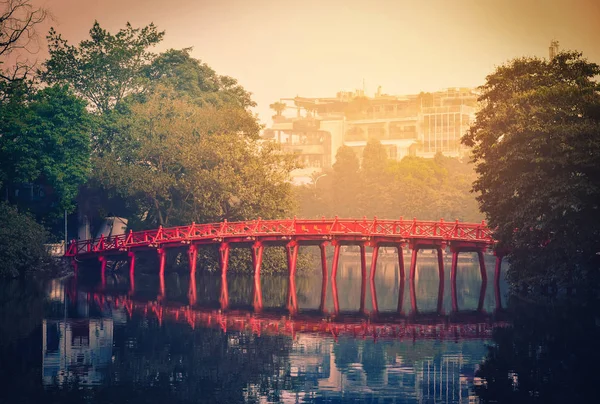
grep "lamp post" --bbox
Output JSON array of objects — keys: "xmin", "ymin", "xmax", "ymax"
[{"xmin": 64, "ymin": 209, "xmax": 67, "ymax": 254}]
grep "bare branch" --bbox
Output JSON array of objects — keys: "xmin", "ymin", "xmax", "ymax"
[{"xmin": 0, "ymin": 0, "xmax": 47, "ymax": 83}]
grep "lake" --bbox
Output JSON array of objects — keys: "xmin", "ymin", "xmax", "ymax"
[{"xmin": 1, "ymin": 252, "xmax": 596, "ymax": 403}]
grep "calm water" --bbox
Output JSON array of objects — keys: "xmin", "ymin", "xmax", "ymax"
[{"xmin": 0, "ymin": 250, "xmax": 597, "ymax": 403}]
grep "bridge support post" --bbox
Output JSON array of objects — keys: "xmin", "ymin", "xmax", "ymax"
[
  {"xmin": 128, "ymin": 251, "xmax": 135, "ymax": 295},
  {"xmin": 220, "ymin": 270, "xmax": 229, "ymax": 310},
  {"xmin": 437, "ymin": 276, "xmax": 445, "ymax": 315},
  {"xmin": 397, "ymin": 277, "xmax": 405, "ymax": 314},
  {"xmin": 494, "ymin": 254, "xmax": 503, "ymax": 310},
  {"xmin": 478, "ymin": 279, "xmax": 487, "ymax": 312},
  {"xmin": 251, "ymin": 242, "xmax": 263, "ymax": 312},
  {"xmin": 477, "ymin": 250, "xmax": 488, "ymax": 283},
  {"xmin": 331, "ymin": 274, "xmax": 340, "ymax": 315},
  {"xmin": 359, "ymin": 244, "xmax": 367, "ymax": 314},
  {"xmin": 219, "ymin": 243, "xmax": 230, "ymax": 275},
  {"xmin": 189, "ymin": 268, "xmax": 197, "ymax": 306},
  {"xmin": 157, "ymin": 248, "xmax": 166, "ymax": 299},
  {"xmin": 219, "ymin": 243, "xmax": 230, "ymax": 310},
  {"xmin": 410, "ymin": 276, "xmax": 418, "ymax": 314},
  {"xmin": 359, "ymin": 244, "xmax": 367, "ymax": 279},
  {"xmin": 253, "ymin": 274, "xmax": 263, "ymax": 312},
  {"xmin": 436, "ymin": 247, "xmax": 445, "ymax": 282},
  {"xmin": 287, "ymin": 272, "xmax": 298, "ymax": 315},
  {"xmin": 370, "ymin": 276, "xmax": 378, "ymax": 315},
  {"xmin": 331, "ymin": 241, "xmax": 340, "ymax": 281},
  {"xmin": 286, "ymin": 241, "xmax": 298, "ymax": 279},
  {"xmin": 409, "ymin": 247, "xmax": 419, "ymax": 280},
  {"xmin": 251, "ymin": 241, "xmax": 264, "ymax": 277},
  {"xmin": 319, "ymin": 242, "xmax": 328, "ymax": 313},
  {"xmin": 369, "ymin": 244, "xmax": 379, "ymax": 281},
  {"xmin": 451, "ymin": 251, "xmax": 459, "ymax": 312},
  {"xmin": 286, "ymin": 241, "xmax": 299, "ymax": 314},
  {"xmin": 436, "ymin": 246, "xmax": 445, "ymax": 314},
  {"xmin": 396, "ymin": 244, "xmax": 405, "ymax": 278},
  {"xmin": 98, "ymin": 255, "xmax": 107, "ymax": 289},
  {"xmin": 188, "ymin": 245, "xmax": 198, "ymax": 276}
]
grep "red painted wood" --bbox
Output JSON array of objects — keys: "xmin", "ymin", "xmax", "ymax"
[{"xmin": 65, "ymin": 218, "xmax": 495, "ymax": 258}]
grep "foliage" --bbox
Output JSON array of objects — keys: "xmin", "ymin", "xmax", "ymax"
[
  {"xmin": 0, "ymin": 84, "xmax": 91, "ymax": 217},
  {"xmin": 269, "ymin": 101, "xmax": 286, "ymax": 117},
  {"xmin": 330, "ymin": 145, "xmax": 361, "ymax": 217},
  {"xmin": 295, "ymin": 141, "xmax": 483, "ymax": 222},
  {"xmin": 143, "ymin": 48, "xmax": 256, "ymax": 110},
  {"xmin": 93, "ymin": 87, "xmax": 297, "ymax": 227},
  {"xmin": 0, "ymin": 202, "xmax": 50, "ymax": 277},
  {"xmin": 462, "ymin": 51, "xmax": 600, "ymax": 286},
  {"xmin": 357, "ymin": 139, "xmax": 392, "ymax": 216},
  {"xmin": 42, "ymin": 21, "xmax": 164, "ymax": 113}
]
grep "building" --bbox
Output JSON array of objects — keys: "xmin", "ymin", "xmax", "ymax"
[{"xmin": 263, "ymin": 87, "xmax": 478, "ymax": 184}]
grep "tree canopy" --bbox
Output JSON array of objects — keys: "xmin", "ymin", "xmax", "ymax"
[
  {"xmin": 94, "ymin": 86, "xmax": 297, "ymax": 228},
  {"xmin": 0, "ymin": 84, "xmax": 91, "ymax": 217},
  {"xmin": 295, "ymin": 141, "xmax": 482, "ymax": 222},
  {"xmin": 143, "ymin": 48, "xmax": 256, "ymax": 109},
  {"xmin": 42, "ymin": 21, "xmax": 164, "ymax": 113},
  {"xmin": 462, "ymin": 51, "xmax": 600, "ymax": 286}
]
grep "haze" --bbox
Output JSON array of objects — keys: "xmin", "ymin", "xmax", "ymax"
[{"xmin": 32, "ymin": 0, "xmax": 600, "ymax": 124}]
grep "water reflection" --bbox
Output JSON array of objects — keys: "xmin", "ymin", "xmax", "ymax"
[{"xmin": 28, "ymin": 253, "xmax": 509, "ymax": 403}]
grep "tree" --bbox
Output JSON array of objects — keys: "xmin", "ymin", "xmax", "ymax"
[
  {"xmin": 143, "ymin": 48, "xmax": 256, "ymax": 109},
  {"xmin": 0, "ymin": 202, "xmax": 50, "ymax": 277},
  {"xmin": 0, "ymin": 0, "xmax": 47, "ymax": 100},
  {"xmin": 0, "ymin": 84, "xmax": 91, "ymax": 217},
  {"xmin": 269, "ymin": 101, "xmax": 286, "ymax": 118},
  {"xmin": 93, "ymin": 87, "xmax": 297, "ymax": 227},
  {"xmin": 462, "ymin": 51, "xmax": 600, "ymax": 286},
  {"xmin": 331, "ymin": 145, "xmax": 360, "ymax": 217},
  {"xmin": 42, "ymin": 21, "xmax": 164, "ymax": 113},
  {"xmin": 358, "ymin": 139, "xmax": 391, "ymax": 216}
]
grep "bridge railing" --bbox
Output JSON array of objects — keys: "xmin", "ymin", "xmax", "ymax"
[{"xmin": 65, "ymin": 217, "xmax": 494, "ymax": 257}]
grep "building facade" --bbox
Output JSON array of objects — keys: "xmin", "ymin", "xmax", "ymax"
[{"xmin": 263, "ymin": 87, "xmax": 478, "ymax": 184}]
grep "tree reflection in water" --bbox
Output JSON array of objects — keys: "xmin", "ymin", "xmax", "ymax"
[{"xmin": 475, "ymin": 292, "xmax": 600, "ymax": 403}]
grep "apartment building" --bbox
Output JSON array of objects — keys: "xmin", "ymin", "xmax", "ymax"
[{"xmin": 263, "ymin": 87, "xmax": 478, "ymax": 184}]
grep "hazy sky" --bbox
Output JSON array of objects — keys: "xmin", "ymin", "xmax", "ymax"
[{"xmin": 30, "ymin": 0, "xmax": 600, "ymax": 124}]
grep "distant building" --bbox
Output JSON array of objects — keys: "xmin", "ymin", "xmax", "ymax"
[
  {"xmin": 263, "ymin": 87, "xmax": 478, "ymax": 184},
  {"xmin": 549, "ymin": 40, "xmax": 560, "ymax": 59}
]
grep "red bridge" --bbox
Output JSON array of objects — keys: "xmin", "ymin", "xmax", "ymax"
[{"xmin": 66, "ymin": 217, "xmax": 505, "ymax": 309}]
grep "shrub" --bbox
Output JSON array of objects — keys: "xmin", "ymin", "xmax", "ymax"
[{"xmin": 0, "ymin": 202, "xmax": 51, "ymax": 278}]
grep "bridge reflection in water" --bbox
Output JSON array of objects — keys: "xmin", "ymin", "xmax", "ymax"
[{"xmin": 44, "ymin": 256, "xmax": 508, "ymax": 403}]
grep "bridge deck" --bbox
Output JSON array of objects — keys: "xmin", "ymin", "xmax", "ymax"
[{"xmin": 66, "ymin": 217, "xmax": 494, "ymax": 257}]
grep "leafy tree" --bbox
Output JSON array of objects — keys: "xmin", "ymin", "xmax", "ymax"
[
  {"xmin": 0, "ymin": 84, "xmax": 91, "ymax": 217},
  {"xmin": 0, "ymin": 202, "xmax": 50, "ymax": 277},
  {"xmin": 331, "ymin": 145, "xmax": 360, "ymax": 217},
  {"xmin": 358, "ymin": 139, "xmax": 392, "ymax": 216},
  {"xmin": 269, "ymin": 101, "xmax": 286, "ymax": 118},
  {"xmin": 93, "ymin": 87, "xmax": 297, "ymax": 227},
  {"xmin": 296, "ymin": 144, "xmax": 483, "ymax": 222},
  {"xmin": 361, "ymin": 138, "xmax": 388, "ymax": 175},
  {"xmin": 41, "ymin": 21, "xmax": 164, "ymax": 113},
  {"xmin": 462, "ymin": 51, "xmax": 600, "ymax": 286},
  {"xmin": 143, "ymin": 48, "xmax": 256, "ymax": 109}
]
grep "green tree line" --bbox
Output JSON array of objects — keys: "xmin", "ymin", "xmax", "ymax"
[{"xmin": 295, "ymin": 140, "xmax": 483, "ymax": 223}]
